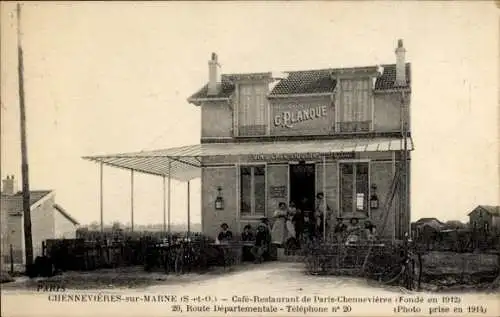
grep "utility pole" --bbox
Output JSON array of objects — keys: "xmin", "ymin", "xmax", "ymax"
[{"xmin": 17, "ymin": 3, "xmax": 34, "ymax": 267}]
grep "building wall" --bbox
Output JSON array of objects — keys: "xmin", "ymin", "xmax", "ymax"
[
  {"xmin": 315, "ymin": 162, "xmax": 337, "ymax": 217},
  {"xmin": 373, "ymin": 93, "xmax": 410, "ymax": 133},
  {"xmin": 1, "ymin": 198, "xmax": 25, "ymax": 264},
  {"xmin": 267, "ymin": 164, "xmax": 289, "ymax": 215},
  {"xmin": 202, "ymin": 157, "xmax": 402, "ymax": 239},
  {"xmin": 370, "ymin": 161, "xmax": 398, "ymax": 239},
  {"xmin": 201, "ymin": 167, "xmax": 237, "ymax": 238},
  {"xmin": 54, "ymin": 212, "xmax": 77, "ymax": 239},
  {"xmin": 31, "ymin": 196, "xmax": 56, "ymax": 259},
  {"xmin": 201, "ymin": 101, "xmax": 233, "ymax": 138},
  {"xmin": 200, "ymin": 91, "xmax": 410, "ymax": 139}
]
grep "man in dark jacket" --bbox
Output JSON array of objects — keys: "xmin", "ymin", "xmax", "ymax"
[{"xmin": 251, "ymin": 224, "xmax": 270, "ymax": 263}]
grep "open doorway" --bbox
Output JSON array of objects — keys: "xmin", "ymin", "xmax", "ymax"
[{"xmin": 289, "ymin": 162, "xmax": 316, "ymax": 211}]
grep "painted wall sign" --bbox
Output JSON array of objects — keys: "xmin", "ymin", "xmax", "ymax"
[
  {"xmin": 250, "ymin": 152, "xmax": 355, "ymax": 161},
  {"xmin": 273, "ymin": 105, "xmax": 328, "ymax": 128},
  {"xmin": 270, "ymin": 186, "xmax": 287, "ymax": 198}
]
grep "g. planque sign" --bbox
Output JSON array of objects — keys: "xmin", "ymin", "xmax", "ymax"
[{"xmin": 273, "ymin": 105, "xmax": 328, "ymax": 129}]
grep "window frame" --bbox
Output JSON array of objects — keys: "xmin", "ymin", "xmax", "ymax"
[
  {"xmin": 337, "ymin": 159, "xmax": 371, "ymax": 218},
  {"xmin": 238, "ymin": 163, "xmax": 267, "ymax": 218},
  {"xmin": 336, "ymin": 78, "xmax": 373, "ymax": 133},
  {"xmin": 235, "ymin": 83, "xmax": 269, "ymax": 137}
]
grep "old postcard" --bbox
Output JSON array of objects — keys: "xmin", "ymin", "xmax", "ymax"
[{"xmin": 1, "ymin": 1, "xmax": 499, "ymax": 317}]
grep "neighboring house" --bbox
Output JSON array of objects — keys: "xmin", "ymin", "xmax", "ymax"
[
  {"xmin": 412, "ymin": 217, "xmax": 445, "ymax": 240},
  {"xmin": 1, "ymin": 175, "xmax": 79, "ymax": 265},
  {"xmin": 468, "ymin": 205, "xmax": 500, "ymax": 234},
  {"xmin": 413, "ymin": 217, "xmax": 445, "ymax": 231}
]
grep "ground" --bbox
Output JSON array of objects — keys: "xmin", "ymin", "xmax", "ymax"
[{"xmin": 1, "ymin": 262, "xmax": 499, "ymax": 317}]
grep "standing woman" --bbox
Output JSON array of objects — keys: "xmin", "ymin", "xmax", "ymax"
[{"xmin": 271, "ymin": 202, "xmax": 288, "ymax": 246}]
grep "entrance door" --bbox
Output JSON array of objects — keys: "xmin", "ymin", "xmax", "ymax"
[{"xmin": 289, "ymin": 162, "xmax": 316, "ymax": 211}]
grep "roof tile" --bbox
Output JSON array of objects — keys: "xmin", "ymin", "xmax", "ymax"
[
  {"xmin": 188, "ymin": 63, "xmax": 412, "ymax": 101},
  {"xmin": 374, "ymin": 63, "xmax": 411, "ymax": 90}
]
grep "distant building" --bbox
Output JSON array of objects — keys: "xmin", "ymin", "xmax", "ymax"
[
  {"xmin": 1, "ymin": 175, "xmax": 79, "ymax": 265},
  {"xmin": 411, "ymin": 217, "xmax": 445, "ymax": 240},
  {"xmin": 468, "ymin": 205, "xmax": 500, "ymax": 234}
]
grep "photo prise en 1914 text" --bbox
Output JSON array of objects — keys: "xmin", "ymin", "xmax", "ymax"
[{"xmin": 0, "ymin": 1, "xmax": 499, "ymax": 317}]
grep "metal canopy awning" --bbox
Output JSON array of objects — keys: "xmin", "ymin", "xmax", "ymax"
[{"xmin": 82, "ymin": 137, "xmax": 413, "ymax": 182}]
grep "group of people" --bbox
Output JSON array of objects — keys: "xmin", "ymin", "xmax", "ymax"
[
  {"xmin": 216, "ymin": 220, "xmax": 272, "ymax": 263},
  {"xmin": 215, "ymin": 192, "xmax": 379, "ymax": 263},
  {"xmin": 270, "ymin": 193, "xmax": 333, "ymax": 248}
]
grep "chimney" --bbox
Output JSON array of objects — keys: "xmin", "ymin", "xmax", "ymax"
[
  {"xmin": 2, "ymin": 175, "xmax": 17, "ymax": 196},
  {"xmin": 207, "ymin": 52, "xmax": 221, "ymax": 96},
  {"xmin": 394, "ymin": 39, "xmax": 407, "ymax": 87}
]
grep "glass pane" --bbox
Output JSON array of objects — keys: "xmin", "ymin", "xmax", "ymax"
[
  {"xmin": 340, "ymin": 164, "xmax": 354, "ymax": 214},
  {"xmin": 254, "ymin": 166, "xmax": 265, "ymax": 175},
  {"xmin": 240, "ymin": 170, "xmax": 252, "ymax": 214},
  {"xmin": 355, "ymin": 163, "xmax": 369, "ymax": 212},
  {"xmin": 254, "ymin": 170, "xmax": 266, "ymax": 215},
  {"xmin": 241, "ymin": 166, "xmax": 251, "ymax": 175},
  {"xmin": 356, "ymin": 193, "xmax": 365, "ymax": 210}
]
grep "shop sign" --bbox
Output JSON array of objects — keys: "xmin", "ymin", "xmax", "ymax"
[
  {"xmin": 273, "ymin": 105, "xmax": 328, "ymax": 129},
  {"xmin": 270, "ymin": 186, "xmax": 286, "ymax": 198},
  {"xmin": 250, "ymin": 152, "xmax": 355, "ymax": 161}
]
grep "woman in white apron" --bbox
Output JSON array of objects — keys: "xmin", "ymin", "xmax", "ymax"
[{"xmin": 271, "ymin": 202, "xmax": 288, "ymax": 246}]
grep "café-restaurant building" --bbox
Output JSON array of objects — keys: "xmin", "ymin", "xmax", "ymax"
[{"xmin": 84, "ymin": 40, "xmax": 413, "ymax": 240}]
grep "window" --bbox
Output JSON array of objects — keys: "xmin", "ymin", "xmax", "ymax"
[
  {"xmin": 240, "ymin": 165, "xmax": 266, "ymax": 216},
  {"xmin": 338, "ymin": 79, "xmax": 371, "ymax": 132},
  {"xmin": 339, "ymin": 162, "xmax": 369, "ymax": 216},
  {"xmin": 237, "ymin": 84, "xmax": 268, "ymax": 136}
]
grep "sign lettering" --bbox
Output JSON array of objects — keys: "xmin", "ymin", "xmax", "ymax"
[
  {"xmin": 274, "ymin": 105, "xmax": 328, "ymax": 128},
  {"xmin": 270, "ymin": 186, "xmax": 287, "ymax": 198},
  {"xmin": 250, "ymin": 152, "xmax": 355, "ymax": 161}
]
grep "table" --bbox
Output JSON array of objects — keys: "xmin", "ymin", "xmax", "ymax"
[{"xmin": 210, "ymin": 242, "xmax": 255, "ymax": 268}]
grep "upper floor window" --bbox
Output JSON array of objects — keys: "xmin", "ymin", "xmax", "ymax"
[
  {"xmin": 338, "ymin": 79, "xmax": 372, "ymax": 132},
  {"xmin": 237, "ymin": 84, "xmax": 268, "ymax": 136}
]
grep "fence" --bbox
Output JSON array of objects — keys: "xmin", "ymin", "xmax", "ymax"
[
  {"xmin": 44, "ymin": 231, "xmax": 224, "ymax": 272},
  {"xmin": 413, "ymin": 228, "xmax": 500, "ymax": 253}
]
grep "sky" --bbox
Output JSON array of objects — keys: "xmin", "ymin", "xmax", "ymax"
[{"xmin": 1, "ymin": 1, "xmax": 498, "ymax": 226}]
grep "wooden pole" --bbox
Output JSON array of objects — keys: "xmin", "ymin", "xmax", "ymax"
[
  {"xmin": 162, "ymin": 176, "xmax": 166, "ymax": 233},
  {"xmin": 187, "ymin": 181, "xmax": 191, "ymax": 236},
  {"xmin": 322, "ymin": 156, "xmax": 327, "ymax": 241},
  {"xmin": 130, "ymin": 170, "xmax": 134, "ymax": 232},
  {"xmin": 167, "ymin": 160, "xmax": 171, "ymax": 234},
  {"xmin": 17, "ymin": 3, "xmax": 34, "ymax": 267},
  {"xmin": 402, "ymin": 90, "xmax": 409, "ymax": 238},
  {"xmin": 100, "ymin": 162, "xmax": 104, "ymax": 233}
]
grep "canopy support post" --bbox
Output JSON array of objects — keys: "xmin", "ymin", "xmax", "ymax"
[
  {"xmin": 162, "ymin": 176, "xmax": 166, "ymax": 233},
  {"xmin": 322, "ymin": 156, "xmax": 327, "ymax": 241},
  {"xmin": 168, "ymin": 160, "xmax": 172, "ymax": 234},
  {"xmin": 100, "ymin": 162, "xmax": 104, "ymax": 233},
  {"xmin": 130, "ymin": 170, "xmax": 134, "ymax": 232},
  {"xmin": 187, "ymin": 181, "xmax": 191, "ymax": 237}
]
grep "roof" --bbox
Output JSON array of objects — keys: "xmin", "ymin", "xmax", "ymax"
[
  {"xmin": 83, "ymin": 137, "xmax": 414, "ymax": 182},
  {"xmin": 468, "ymin": 205, "xmax": 500, "ymax": 217},
  {"xmin": 53, "ymin": 203, "xmax": 79, "ymax": 225},
  {"xmin": 414, "ymin": 217, "xmax": 445, "ymax": 225},
  {"xmin": 1, "ymin": 190, "xmax": 52, "ymax": 207},
  {"xmin": 374, "ymin": 63, "xmax": 411, "ymax": 90},
  {"xmin": 270, "ymin": 69, "xmax": 336, "ymax": 96},
  {"xmin": 187, "ymin": 76, "xmax": 235, "ymax": 101},
  {"xmin": 188, "ymin": 63, "xmax": 411, "ymax": 102}
]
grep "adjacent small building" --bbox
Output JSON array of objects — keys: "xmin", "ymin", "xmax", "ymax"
[
  {"xmin": 468, "ymin": 205, "xmax": 500, "ymax": 234},
  {"xmin": 1, "ymin": 175, "xmax": 79, "ymax": 265}
]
